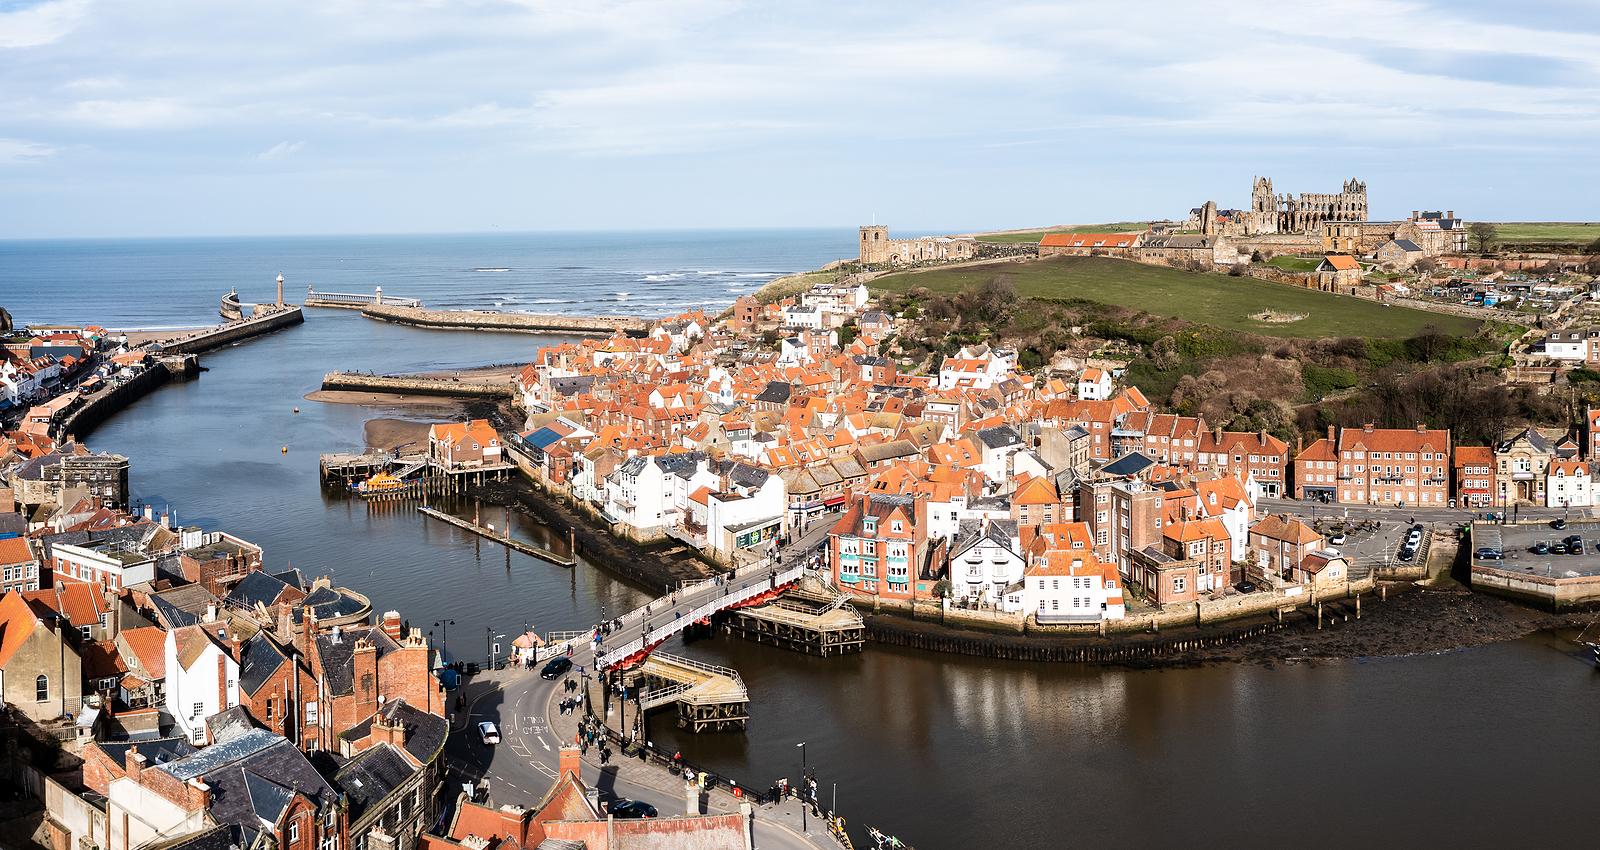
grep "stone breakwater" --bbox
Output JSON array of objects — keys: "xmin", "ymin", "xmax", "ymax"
[
  {"xmin": 360, "ymin": 303, "xmax": 648, "ymax": 336},
  {"xmin": 164, "ymin": 306, "xmax": 305, "ymax": 355},
  {"xmin": 320, "ymin": 372, "xmax": 515, "ymax": 399}
]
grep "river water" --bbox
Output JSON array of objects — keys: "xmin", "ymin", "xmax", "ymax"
[{"xmin": 8, "ymin": 232, "xmax": 1600, "ymax": 848}]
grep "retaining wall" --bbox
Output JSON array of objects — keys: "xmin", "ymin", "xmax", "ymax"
[
  {"xmin": 360, "ymin": 303, "xmax": 647, "ymax": 336},
  {"xmin": 58, "ymin": 364, "xmax": 170, "ymax": 440},
  {"xmin": 320, "ymin": 372, "xmax": 514, "ymax": 399},
  {"xmin": 1469, "ymin": 564, "xmax": 1600, "ymax": 608}
]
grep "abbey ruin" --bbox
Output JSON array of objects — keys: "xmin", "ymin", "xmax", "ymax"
[{"xmin": 858, "ymin": 225, "xmax": 977, "ymax": 268}]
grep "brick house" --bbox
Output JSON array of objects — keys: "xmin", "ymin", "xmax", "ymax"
[
  {"xmin": 1334, "ymin": 423, "xmax": 1452, "ymax": 507},
  {"xmin": 828, "ymin": 493, "xmax": 945, "ymax": 601},
  {"xmin": 1249, "ymin": 514, "xmax": 1325, "ymax": 582},
  {"xmin": 303, "ymin": 618, "xmax": 442, "ymax": 754},
  {"xmin": 1453, "ymin": 446, "xmax": 1495, "ymax": 509},
  {"xmin": 1293, "ymin": 433, "xmax": 1338, "ymax": 501},
  {"xmin": 1196, "ymin": 429, "xmax": 1290, "ymax": 498},
  {"xmin": 428, "ymin": 419, "xmax": 502, "ymax": 470}
]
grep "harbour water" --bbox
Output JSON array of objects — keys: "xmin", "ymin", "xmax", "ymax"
[{"xmin": 7, "ymin": 232, "xmax": 1600, "ymax": 849}]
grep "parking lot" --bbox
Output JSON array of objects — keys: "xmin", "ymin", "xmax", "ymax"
[
  {"xmin": 1471, "ymin": 520, "xmax": 1600, "ymax": 578},
  {"xmin": 1312, "ymin": 517, "xmax": 1433, "ymax": 570}
]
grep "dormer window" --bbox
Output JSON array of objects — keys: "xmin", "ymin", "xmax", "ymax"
[{"xmin": 863, "ymin": 517, "xmax": 877, "ymax": 534}]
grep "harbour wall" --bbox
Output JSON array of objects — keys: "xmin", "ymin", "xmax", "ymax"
[
  {"xmin": 321, "ymin": 371, "xmax": 515, "ymax": 399},
  {"xmin": 164, "ymin": 306, "xmax": 305, "ymax": 355},
  {"xmin": 58, "ymin": 360, "xmax": 192, "ymax": 440},
  {"xmin": 360, "ymin": 303, "xmax": 648, "ymax": 336}
]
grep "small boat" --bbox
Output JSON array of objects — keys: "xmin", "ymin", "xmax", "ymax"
[{"xmin": 1574, "ymin": 621, "xmax": 1600, "ymax": 670}]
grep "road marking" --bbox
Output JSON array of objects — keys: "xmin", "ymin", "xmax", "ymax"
[{"xmin": 537, "ymin": 735, "xmax": 550, "ymax": 751}]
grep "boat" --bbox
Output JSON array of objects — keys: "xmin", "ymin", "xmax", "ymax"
[
  {"xmin": 356, "ymin": 471, "xmax": 408, "ymax": 497},
  {"xmin": 1574, "ymin": 621, "xmax": 1600, "ymax": 670}
]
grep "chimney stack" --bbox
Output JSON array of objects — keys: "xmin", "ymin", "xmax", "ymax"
[
  {"xmin": 381, "ymin": 611, "xmax": 403, "ymax": 641},
  {"xmin": 125, "ymin": 745, "xmax": 146, "ymax": 778},
  {"xmin": 558, "ymin": 746, "xmax": 582, "ymax": 781},
  {"xmin": 1447, "ymin": 210, "xmax": 1455, "ymax": 219},
  {"xmin": 186, "ymin": 777, "xmax": 211, "ymax": 812}
]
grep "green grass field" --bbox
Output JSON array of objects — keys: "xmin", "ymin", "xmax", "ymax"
[
  {"xmin": 1265, "ymin": 255, "xmax": 1320, "ymax": 272},
  {"xmin": 973, "ymin": 223, "xmax": 1149, "ymax": 244},
  {"xmin": 1492, "ymin": 222, "xmax": 1600, "ymax": 248},
  {"xmin": 874, "ymin": 256, "xmax": 1481, "ymax": 339}
]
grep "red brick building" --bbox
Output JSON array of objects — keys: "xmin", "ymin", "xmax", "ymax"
[
  {"xmin": 828, "ymin": 493, "xmax": 945, "ymax": 601},
  {"xmin": 1453, "ymin": 446, "xmax": 1495, "ymax": 509},
  {"xmin": 1196, "ymin": 429, "xmax": 1291, "ymax": 498}
]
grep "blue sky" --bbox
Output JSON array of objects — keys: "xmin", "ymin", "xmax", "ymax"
[{"xmin": 1, "ymin": 0, "xmax": 1597, "ymax": 238}]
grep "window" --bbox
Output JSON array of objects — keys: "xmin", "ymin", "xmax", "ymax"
[
  {"xmin": 890, "ymin": 520, "xmax": 903, "ymax": 533},
  {"xmin": 193, "ymin": 702, "xmax": 204, "ymax": 718},
  {"xmin": 35, "ymin": 675, "xmax": 48, "ymax": 702},
  {"xmin": 1173, "ymin": 576, "xmax": 1187, "ymax": 593},
  {"xmin": 288, "ymin": 822, "xmax": 299, "ymax": 844}
]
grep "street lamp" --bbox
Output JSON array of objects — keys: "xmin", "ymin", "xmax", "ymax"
[
  {"xmin": 796, "ymin": 741, "xmax": 807, "ymax": 833},
  {"xmin": 433, "ymin": 619, "xmax": 454, "ymax": 661}
]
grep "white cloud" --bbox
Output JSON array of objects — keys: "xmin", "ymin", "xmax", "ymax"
[
  {"xmin": 0, "ymin": 0, "xmax": 88, "ymax": 49},
  {"xmin": 258, "ymin": 140, "xmax": 306, "ymax": 160},
  {"xmin": 0, "ymin": 138, "xmax": 57, "ymax": 164},
  {"xmin": 62, "ymin": 97, "xmax": 200, "ymax": 129}
]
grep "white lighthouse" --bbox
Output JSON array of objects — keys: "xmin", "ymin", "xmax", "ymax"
[{"xmin": 276, "ymin": 272, "xmax": 285, "ymax": 306}]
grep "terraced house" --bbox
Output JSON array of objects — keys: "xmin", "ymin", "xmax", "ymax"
[
  {"xmin": 829, "ymin": 493, "xmax": 945, "ymax": 601},
  {"xmin": 1329, "ymin": 424, "xmax": 1452, "ymax": 507}
]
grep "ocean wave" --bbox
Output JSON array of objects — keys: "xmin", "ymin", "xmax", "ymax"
[
  {"xmin": 473, "ymin": 267, "xmax": 512, "ymax": 272},
  {"xmin": 641, "ymin": 273, "xmax": 686, "ymax": 282}
]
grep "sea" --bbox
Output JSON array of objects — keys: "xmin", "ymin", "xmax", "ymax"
[{"xmin": 0, "ymin": 229, "xmax": 850, "ymax": 329}]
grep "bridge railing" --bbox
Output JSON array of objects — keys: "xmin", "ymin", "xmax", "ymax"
[{"xmin": 596, "ymin": 562, "xmax": 803, "ymax": 669}]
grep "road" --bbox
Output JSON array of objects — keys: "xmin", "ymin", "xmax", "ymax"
[
  {"xmin": 1258, "ymin": 496, "xmax": 1598, "ymax": 526},
  {"xmin": 443, "ymin": 667, "xmax": 843, "ymax": 850}
]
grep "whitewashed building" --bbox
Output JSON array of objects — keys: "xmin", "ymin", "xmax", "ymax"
[{"xmin": 164, "ymin": 622, "xmax": 240, "ymax": 744}]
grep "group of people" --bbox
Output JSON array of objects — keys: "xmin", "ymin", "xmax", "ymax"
[{"xmin": 557, "ymin": 677, "xmax": 585, "ymax": 716}]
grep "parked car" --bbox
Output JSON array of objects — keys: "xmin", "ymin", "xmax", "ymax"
[
  {"xmin": 1235, "ymin": 580, "xmax": 1257, "ymax": 594},
  {"xmin": 1567, "ymin": 537, "xmax": 1585, "ymax": 554},
  {"xmin": 1474, "ymin": 547, "xmax": 1503, "ymax": 560},
  {"xmin": 1532, "ymin": 541, "xmax": 1550, "ymax": 555},
  {"xmin": 1397, "ymin": 546, "xmax": 1416, "ymax": 562},
  {"xmin": 477, "ymin": 721, "xmax": 500, "ymax": 746},
  {"xmin": 540, "ymin": 656, "xmax": 573, "ymax": 680},
  {"xmin": 608, "ymin": 800, "xmax": 657, "ymax": 819},
  {"xmin": 1550, "ymin": 541, "xmax": 1569, "ymax": 555},
  {"xmin": 1329, "ymin": 532, "xmax": 1347, "ymax": 546},
  {"xmin": 1551, "ymin": 518, "xmax": 1568, "ymax": 530}
]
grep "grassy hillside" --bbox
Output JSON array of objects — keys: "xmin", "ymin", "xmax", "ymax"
[
  {"xmin": 873, "ymin": 256, "xmax": 1479, "ymax": 339},
  {"xmin": 972, "ymin": 223, "xmax": 1149, "ymax": 244},
  {"xmin": 1492, "ymin": 222, "xmax": 1600, "ymax": 249}
]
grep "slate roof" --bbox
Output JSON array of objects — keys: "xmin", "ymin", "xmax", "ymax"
[
  {"xmin": 226, "ymin": 571, "xmax": 292, "ymax": 610},
  {"xmin": 337, "ymin": 699, "xmax": 449, "ymax": 768},
  {"xmin": 269, "ymin": 569, "xmax": 306, "ymax": 589},
  {"xmin": 238, "ymin": 632, "xmax": 289, "ymax": 697},
  {"xmin": 951, "ymin": 519, "xmax": 1020, "ymax": 559},
  {"xmin": 158, "ymin": 730, "xmax": 336, "ymax": 843},
  {"xmin": 976, "ymin": 425, "xmax": 1022, "ymax": 450},
  {"xmin": 314, "ymin": 625, "xmax": 399, "ymax": 696},
  {"xmin": 93, "ymin": 737, "xmax": 198, "ymax": 771},
  {"xmin": 336, "ymin": 744, "xmax": 416, "ymax": 823},
  {"xmin": 1101, "ymin": 452, "xmax": 1156, "ymax": 479},
  {"xmin": 290, "ymin": 586, "xmax": 367, "ymax": 624},
  {"xmin": 755, "ymin": 381, "xmax": 792, "ymax": 404},
  {"xmin": 1391, "ymin": 239, "xmax": 1423, "ymax": 252}
]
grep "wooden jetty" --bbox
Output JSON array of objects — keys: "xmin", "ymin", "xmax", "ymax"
[
  {"xmin": 318, "ymin": 452, "xmax": 514, "ymax": 495},
  {"xmin": 722, "ymin": 586, "xmax": 865, "ymax": 657},
  {"xmin": 418, "ymin": 505, "xmax": 575, "ymax": 567},
  {"xmin": 630, "ymin": 652, "xmax": 749, "ymax": 733}
]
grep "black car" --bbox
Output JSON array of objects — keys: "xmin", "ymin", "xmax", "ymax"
[
  {"xmin": 1550, "ymin": 541, "xmax": 1569, "ymax": 555},
  {"xmin": 609, "ymin": 799, "xmax": 657, "ymax": 819},
  {"xmin": 1397, "ymin": 546, "xmax": 1416, "ymax": 562},
  {"xmin": 540, "ymin": 656, "xmax": 573, "ymax": 679},
  {"xmin": 1234, "ymin": 580, "xmax": 1257, "ymax": 594},
  {"xmin": 1552, "ymin": 518, "xmax": 1568, "ymax": 530}
]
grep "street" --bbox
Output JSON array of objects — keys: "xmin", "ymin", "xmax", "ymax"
[{"xmin": 442, "ymin": 666, "xmax": 844, "ymax": 850}]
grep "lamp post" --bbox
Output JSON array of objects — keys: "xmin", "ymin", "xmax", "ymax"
[
  {"xmin": 796, "ymin": 741, "xmax": 807, "ymax": 833},
  {"xmin": 432, "ymin": 619, "xmax": 454, "ymax": 662}
]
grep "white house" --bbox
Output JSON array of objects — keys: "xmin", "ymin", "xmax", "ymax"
[
  {"xmin": 164, "ymin": 622, "xmax": 239, "ymax": 744},
  {"xmin": 782, "ymin": 304, "xmax": 824, "ymax": 330},
  {"xmin": 50, "ymin": 542, "xmax": 157, "ymax": 592},
  {"xmin": 1546, "ymin": 459, "xmax": 1594, "ymax": 508},
  {"xmin": 1077, "ymin": 367, "xmax": 1112, "ymax": 400},
  {"xmin": 702, "ymin": 462, "xmax": 787, "ymax": 557},
  {"xmin": 950, "ymin": 519, "xmax": 1024, "ymax": 605},
  {"xmin": 1008, "ymin": 550, "xmax": 1125, "ymax": 622},
  {"xmin": 1541, "ymin": 330, "xmax": 1587, "ymax": 360}
]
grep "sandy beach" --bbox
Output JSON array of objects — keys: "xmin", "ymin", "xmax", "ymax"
[
  {"xmin": 303, "ymin": 389, "xmax": 471, "ymax": 409},
  {"xmin": 118, "ymin": 327, "xmax": 209, "ymax": 346},
  {"xmin": 363, "ymin": 418, "xmax": 433, "ymax": 452}
]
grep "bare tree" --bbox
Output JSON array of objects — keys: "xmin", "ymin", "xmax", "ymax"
[{"xmin": 1469, "ymin": 222, "xmax": 1499, "ymax": 253}]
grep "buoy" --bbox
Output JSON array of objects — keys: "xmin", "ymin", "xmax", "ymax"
[
  {"xmin": 293, "ymin": 407, "xmax": 300, "ymax": 414},
  {"xmin": 281, "ymin": 446, "xmax": 288, "ymax": 453}
]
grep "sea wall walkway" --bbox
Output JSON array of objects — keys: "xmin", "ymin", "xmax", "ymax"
[
  {"xmin": 163, "ymin": 305, "xmax": 305, "ymax": 355},
  {"xmin": 360, "ymin": 303, "xmax": 648, "ymax": 336},
  {"xmin": 320, "ymin": 371, "xmax": 515, "ymax": 399}
]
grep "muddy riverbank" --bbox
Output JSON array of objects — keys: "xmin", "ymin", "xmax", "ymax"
[{"xmin": 466, "ymin": 478, "xmax": 717, "ymax": 595}]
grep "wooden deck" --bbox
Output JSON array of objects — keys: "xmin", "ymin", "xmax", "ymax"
[
  {"xmin": 632, "ymin": 652, "xmax": 748, "ymax": 733},
  {"xmin": 724, "ymin": 587, "xmax": 866, "ymax": 656}
]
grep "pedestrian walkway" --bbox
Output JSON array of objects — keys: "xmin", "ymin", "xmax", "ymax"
[{"xmin": 545, "ymin": 672, "xmax": 850, "ymax": 850}]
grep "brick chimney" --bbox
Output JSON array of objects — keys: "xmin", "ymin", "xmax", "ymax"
[
  {"xmin": 557, "ymin": 746, "xmax": 581, "ymax": 781},
  {"xmin": 1327, "ymin": 425, "xmax": 1336, "ymax": 443},
  {"xmin": 371, "ymin": 711, "xmax": 408, "ymax": 749},
  {"xmin": 125, "ymin": 745, "xmax": 146, "ymax": 780},
  {"xmin": 381, "ymin": 611, "xmax": 403, "ymax": 641},
  {"xmin": 353, "ymin": 637, "xmax": 379, "ymax": 721},
  {"xmin": 1416, "ymin": 423, "xmax": 1428, "ymax": 433},
  {"xmin": 1362, "ymin": 422, "xmax": 1374, "ymax": 434},
  {"xmin": 298, "ymin": 606, "xmax": 316, "ymax": 656},
  {"xmin": 185, "ymin": 776, "xmax": 211, "ymax": 812}
]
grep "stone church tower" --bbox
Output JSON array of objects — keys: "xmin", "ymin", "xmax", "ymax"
[
  {"xmin": 859, "ymin": 225, "xmax": 890, "ymax": 265},
  {"xmin": 1248, "ymin": 176, "xmax": 1278, "ymax": 234}
]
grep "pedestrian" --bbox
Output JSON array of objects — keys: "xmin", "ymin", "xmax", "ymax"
[{"xmin": 600, "ymin": 746, "xmax": 610, "ymax": 765}]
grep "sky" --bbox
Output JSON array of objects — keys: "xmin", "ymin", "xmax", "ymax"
[{"xmin": 1, "ymin": 0, "xmax": 1597, "ymax": 238}]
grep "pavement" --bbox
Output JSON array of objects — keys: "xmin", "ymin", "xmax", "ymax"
[
  {"xmin": 1471, "ymin": 519, "xmax": 1600, "ymax": 577},
  {"xmin": 1258, "ymin": 496, "xmax": 1597, "ymax": 526},
  {"xmin": 442, "ymin": 666, "xmax": 847, "ymax": 850}
]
